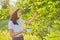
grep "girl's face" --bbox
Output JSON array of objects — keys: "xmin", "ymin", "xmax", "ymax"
[{"xmin": 17, "ymin": 10, "xmax": 21, "ymax": 18}]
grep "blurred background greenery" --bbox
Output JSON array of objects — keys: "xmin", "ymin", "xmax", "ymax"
[{"xmin": 0, "ymin": 0, "xmax": 60, "ymax": 40}]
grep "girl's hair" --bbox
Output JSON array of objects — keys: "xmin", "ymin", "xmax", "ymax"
[{"xmin": 10, "ymin": 9, "xmax": 19, "ymax": 25}]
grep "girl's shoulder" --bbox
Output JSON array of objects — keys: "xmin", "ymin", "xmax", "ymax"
[
  {"xmin": 17, "ymin": 19, "xmax": 25, "ymax": 24},
  {"xmin": 8, "ymin": 20, "xmax": 14, "ymax": 29},
  {"xmin": 8, "ymin": 20, "xmax": 14, "ymax": 25}
]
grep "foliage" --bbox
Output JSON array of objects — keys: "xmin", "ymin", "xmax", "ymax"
[{"xmin": 0, "ymin": 0, "xmax": 60, "ymax": 40}]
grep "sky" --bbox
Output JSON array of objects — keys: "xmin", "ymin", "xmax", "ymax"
[
  {"xmin": 0, "ymin": 0, "xmax": 22, "ymax": 9},
  {"xmin": 0, "ymin": 0, "xmax": 18, "ymax": 8},
  {"xmin": 9, "ymin": 0, "xmax": 17, "ymax": 6}
]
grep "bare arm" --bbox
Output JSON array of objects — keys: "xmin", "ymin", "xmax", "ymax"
[
  {"xmin": 9, "ymin": 29, "xmax": 26, "ymax": 37},
  {"xmin": 25, "ymin": 12, "xmax": 38, "ymax": 24}
]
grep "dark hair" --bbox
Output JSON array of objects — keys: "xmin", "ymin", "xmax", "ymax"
[{"xmin": 10, "ymin": 9, "xmax": 19, "ymax": 25}]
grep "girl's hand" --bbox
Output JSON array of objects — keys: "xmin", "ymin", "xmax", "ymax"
[
  {"xmin": 21, "ymin": 29, "xmax": 27, "ymax": 33},
  {"xmin": 33, "ymin": 12, "xmax": 38, "ymax": 17}
]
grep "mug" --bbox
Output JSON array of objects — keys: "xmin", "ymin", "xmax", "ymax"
[{"xmin": 26, "ymin": 27, "xmax": 31, "ymax": 32}]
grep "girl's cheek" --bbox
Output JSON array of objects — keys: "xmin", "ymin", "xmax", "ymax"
[
  {"xmin": 18, "ymin": 13, "xmax": 21, "ymax": 17},
  {"xmin": 18, "ymin": 14, "xmax": 20, "ymax": 17}
]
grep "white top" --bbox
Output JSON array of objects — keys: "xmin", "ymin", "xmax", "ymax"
[{"xmin": 8, "ymin": 19, "xmax": 25, "ymax": 37}]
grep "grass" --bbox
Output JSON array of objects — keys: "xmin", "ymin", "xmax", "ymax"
[{"xmin": 0, "ymin": 30, "xmax": 41, "ymax": 40}]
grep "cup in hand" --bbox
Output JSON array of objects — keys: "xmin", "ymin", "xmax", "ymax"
[{"xmin": 26, "ymin": 27, "xmax": 31, "ymax": 32}]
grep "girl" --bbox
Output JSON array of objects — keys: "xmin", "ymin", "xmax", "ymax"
[{"xmin": 8, "ymin": 7, "xmax": 38, "ymax": 40}]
